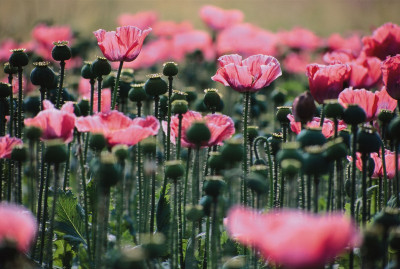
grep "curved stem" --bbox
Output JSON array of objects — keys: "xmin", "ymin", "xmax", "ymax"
[
  {"xmin": 111, "ymin": 61, "xmax": 124, "ymax": 110},
  {"xmin": 56, "ymin": 60, "xmax": 65, "ymax": 109}
]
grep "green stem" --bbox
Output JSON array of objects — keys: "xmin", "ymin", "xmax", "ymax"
[
  {"xmin": 183, "ymin": 148, "xmax": 192, "ymax": 235},
  {"xmin": 382, "ymin": 144, "xmax": 388, "ymax": 206},
  {"xmin": 111, "ymin": 61, "xmax": 124, "ymax": 110},
  {"xmin": 166, "ymin": 76, "xmax": 173, "ymax": 161},
  {"xmin": 56, "ymin": 60, "xmax": 65, "ymax": 109},
  {"xmin": 307, "ymin": 175, "xmax": 311, "ymax": 211},
  {"xmin": 89, "ymin": 78, "xmax": 95, "ymax": 115},
  {"xmin": 97, "ymin": 77, "xmax": 103, "ymax": 113},
  {"xmin": 39, "ymin": 166, "xmax": 50, "ymax": 265},
  {"xmin": 349, "ymin": 124, "xmax": 358, "ymax": 269},
  {"xmin": 47, "ymin": 163, "xmax": 60, "ymax": 268},
  {"xmin": 137, "ymin": 143, "xmax": 142, "ymax": 233},
  {"xmin": 192, "ymin": 148, "xmax": 200, "ymax": 205},
  {"xmin": 150, "ymin": 152, "xmax": 156, "ymax": 234},
  {"xmin": 16, "ymin": 161, "xmax": 22, "ymax": 204},
  {"xmin": 396, "ymin": 142, "xmax": 400, "ymax": 208},
  {"xmin": 17, "ymin": 67, "xmax": 23, "ymax": 138},
  {"xmin": 63, "ymin": 142, "xmax": 71, "ymax": 191},
  {"xmin": 116, "ymin": 160, "xmax": 125, "ymax": 247},
  {"xmin": 177, "ymin": 114, "xmax": 183, "ymax": 160},
  {"xmin": 211, "ymin": 198, "xmax": 218, "ymax": 269},
  {"xmin": 361, "ymin": 153, "xmax": 368, "ymax": 227},
  {"xmin": 314, "ymin": 175, "xmax": 319, "ymax": 213},
  {"xmin": 202, "ymin": 216, "xmax": 210, "ymax": 269},
  {"xmin": 242, "ymin": 91, "xmax": 250, "ymax": 205},
  {"xmin": 9, "ymin": 94, "xmax": 14, "ymax": 136},
  {"xmin": 319, "ymin": 104, "xmax": 325, "ymax": 128}
]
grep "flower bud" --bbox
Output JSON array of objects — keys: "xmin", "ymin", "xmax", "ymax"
[
  {"xmin": 3, "ymin": 62, "xmax": 17, "ymax": 75},
  {"xmin": 324, "ymin": 99, "xmax": 344, "ymax": 119},
  {"xmin": 203, "ymin": 176, "xmax": 226, "ymax": 198},
  {"xmin": 9, "ymin": 49, "xmax": 28, "ymax": 67},
  {"xmin": 162, "ymin": 61, "xmax": 178, "ymax": 77},
  {"xmin": 24, "ymin": 126, "xmax": 42, "ymax": 141},
  {"xmin": 357, "ymin": 126, "xmax": 382, "ymax": 154},
  {"xmin": 11, "ymin": 145, "xmax": 27, "ymax": 162},
  {"xmin": 268, "ymin": 133, "xmax": 282, "ymax": 155},
  {"xmin": 52, "ymin": 41, "xmax": 72, "ymax": 62},
  {"xmin": 203, "ymin": 89, "xmax": 221, "ymax": 111},
  {"xmin": 141, "ymin": 233, "xmax": 166, "ymax": 259},
  {"xmin": 171, "ymin": 90, "xmax": 187, "ymax": 102},
  {"xmin": 81, "ymin": 61, "xmax": 95, "ymax": 80},
  {"xmin": 186, "ymin": 205, "xmax": 204, "ymax": 221},
  {"xmin": 342, "ymin": 104, "xmax": 366, "ymax": 125},
  {"xmin": 0, "ymin": 82, "xmax": 12, "ymax": 99},
  {"xmin": 112, "ymin": 145, "xmax": 129, "ymax": 161},
  {"xmin": 292, "ymin": 91, "xmax": 316, "ymax": 123},
  {"xmin": 91, "ymin": 57, "xmax": 111, "ymax": 77},
  {"xmin": 144, "ymin": 74, "xmax": 168, "ymax": 96},
  {"xmin": 220, "ymin": 138, "xmax": 243, "ymax": 164},
  {"xmin": 165, "ymin": 160, "xmax": 185, "ymax": 180},
  {"xmin": 171, "ymin": 100, "xmax": 188, "ymax": 115},
  {"xmin": 271, "ymin": 88, "xmax": 286, "ymax": 106},
  {"xmin": 296, "ymin": 128, "xmax": 327, "ymax": 148},
  {"xmin": 186, "ymin": 121, "xmax": 211, "ymax": 147},
  {"xmin": 44, "ymin": 140, "xmax": 68, "ymax": 163},
  {"xmin": 30, "ymin": 62, "xmax": 56, "ymax": 88},
  {"xmin": 89, "ymin": 133, "xmax": 107, "ymax": 151},
  {"xmin": 128, "ymin": 83, "xmax": 147, "ymax": 103},
  {"xmin": 378, "ymin": 109, "xmax": 395, "ymax": 125},
  {"xmin": 276, "ymin": 106, "xmax": 291, "ymax": 124}
]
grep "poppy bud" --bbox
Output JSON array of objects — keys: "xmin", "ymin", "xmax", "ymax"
[
  {"xmin": 357, "ymin": 126, "xmax": 382, "ymax": 154},
  {"xmin": 186, "ymin": 204, "xmax": 204, "ymax": 221},
  {"xmin": 247, "ymin": 126, "xmax": 259, "ymax": 143},
  {"xmin": 302, "ymin": 145, "xmax": 329, "ymax": 176},
  {"xmin": 3, "ymin": 62, "xmax": 17, "ymax": 75},
  {"xmin": 171, "ymin": 90, "xmax": 187, "ymax": 102},
  {"xmin": 208, "ymin": 152, "xmax": 225, "ymax": 172},
  {"xmin": 186, "ymin": 121, "xmax": 211, "ymax": 146},
  {"xmin": 378, "ymin": 109, "xmax": 395, "ymax": 125},
  {"xmin": 30, "ymin": 62, "xmax": 56, "ymax": 88},
  {"xmin": 276, "ymin": 106, "xmax": 291, "ymax": 124},
  {"xmin": 11, "ymin": 145, "xmax": 27, "ymax": 162},
  {"xmin": 141, "ymin": 233, "xmax": 166, "ymax": 259},
  {"xmin": 9, "ymin": 49, "xmax": 28, "ymax": 67},
  {"xmin": 292, "ymin": 91, "xmax": 316, "ymax": 123},
  {"xmin": 44, "ymin": 140, "xmax": 68, "ymax": 163},
  {"xmin": 342, "ymin": 104, "xmax": 366, "ymax": 125},
  {"xmin": 89, "ymin": 133, "xmax": 107, "ymax": 151},
  {"xmin": 162, "ymin": 61, "xmax": 178, "ymax": 77},
  {"xmin": 128, "ymin": 83, "xmax": 147, "ymax": 103},
  {"xmin": 323, "ymin": 138, "xmax": 348, "ymax": 161},
  {"xmin": 0, "ymin": 82, "xmax": 12, "ymax": 99},
  {"xmin": 91, "ymin": 57, "xmax": 111, "ymax": 77},
  {"xmin": 52, "ymin": 41, "xmax": 72, "ymax": 62},
  {"xmin": 77, "ymin": 99, "xmax": 89, "ymax": 116},
  {"xmin": 204, "ymin": 176, "xmax": 226, "ymax": 198},
  {"xmin": 271, "ymin": 88, "xmax": 286, "ymax": 106},
  {"xmin": 296, "ymin": 128, "xmax": 327, "ymax": 148},
  {"xmin": 98, "ymin": 152, "xmax": 121, "ymax": 189},
  {"xmin": 112, "ymin": 145, "xmax": 129, "ymax": 161},
  {"xmin": 171, "ymin": 100, "xmax": 188, "ymax": 115},
  {"xmin": 81, "ymin": 61, "xmax": 95, "ymax": 80},
  {"xmin": 276, "ymin": 142, "xmax": 303, "ymax": 163},
  {"xmin": 165, "ymin": 160, "xmax": 185, "ymax": 180},
  {"xmin": 144, "ymin": 74, "xmax": 168, "ymax": 96},
  {"xmin": 220, "ymin": 138, "xmax": 243, "ymax": 164},
  {"xmin": 281, "ymin": 159, "xmax": 302, "ymax": 177},
  {"xmin": 24, "ymin": 126, "xmax": 42, "ymax": 141},
  {"xmin": 141, "ymin": 137, "xmax": 157, "ymax": 155},
  {"xmin": 203, "ymin": 88, "xmax": 221, "ymax": 111},
  {"xmin": 324, "ymin": 99, "xmax": 344, "ymax": 119},
  {"xmin": 268, "ymin": 133, "xmax": 282, "ymax": 155}
]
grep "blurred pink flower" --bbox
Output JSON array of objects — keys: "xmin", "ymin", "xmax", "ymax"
[
  {"xmin": 152, "ymin": 21, "xmax": 193, "ymax": 38},
  {"xmin": 117, "ymin": 11, "xmax": 158, "ymax": 29},
  {"xmin": 0, "ymin": 203, "xmax": 37, "ymax": 253},
  {"xmin": 162, "ymin": 110, "xmax": 235, "ymax": 148},
  {"xmin": 278, "ymin": 27, "xmax": 323, "ymax": 51},
  {"xmin": 24, "ymin": 100, "xmax": 76, "ymax": 143},
  {"xmin": 76, "ymin": 111, "xmax": 159, "ymax": 147},
  {"xmin": 288, "ymin": 114, "xmax": 347, "ymax": 138},
  {"xmin": 283, "ymin": 52, "xmax": 313, "ymax": 74},
  {"xmin": 382, "ymin": 54, "xmax": 400, "ymax": 100},
  {"xmin": 199, "ymin": 5, "xmax": 244, "ymax": 31},
  {"xmin": 94, "ymin": 26, "xmax": 151, "ymax": 62},
  {"xmin": 225, "ymin": 206, "xmax": 360, "ymax": 269},
  {"xmin": 171, "ymin": 30, "xmax": 215, "ymax": 61},
  {"xmin": 0, "ymin": 135, "xmax": 23, "ymax": 159},
  {"xmin": 78, "ymin": 78, "xmax": 111, "ymax": 113},
  {"xmin": 212, "ymin": 54, "xmax": 282, "ymax": 93},
  {"xmin": 0, "ymin": 39, "xmax": 34, "ymax": 62},
  {"xmin": 362, "ymin": 22, "xmax": 400, "ymax": 60},
  {"xmin": 327, "ymin": 33, "xmax": 362, "ymax": 56},
  {"xmin": 323, "ymin": 50, "xmax": 355, "ymax": 64},
  {"xmin": 1, "ymin": 75, "xmax": 35, "ymax": 95},
  {"xmin": 338, "ymin": 88, "xmax": 378, "ymax": 122},
  {"xmin": 348, "ymin": 55, "xmax": 382, "ymax": 89}
]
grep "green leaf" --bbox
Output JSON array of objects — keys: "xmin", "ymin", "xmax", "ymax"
[{"xmin": 156, "ymin": 187, "xmax": 171, "ymax": 236}]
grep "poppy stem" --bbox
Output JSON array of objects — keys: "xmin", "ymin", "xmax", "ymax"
[
  {"xmin": 9, "ymin": 93, "xmax": 14, "ymax": 137},
  {"xmin": 314, "ymin": 175, "xmax": 319, "ymax": 213},
  {"xmin": 111, "ymin": 61, "xmax": 124, "ymax": 110},
  {"xmin": 211, "ymin": 197, "xmax": 219, "ymax": 269},
  {"xmin": 395, "ymin": 142, "xmax": 399, "ymax": 207},
  {"xmin": 166, "ymin": 76, "xmax": 173, "ymax": 162},
  {"xmin": 361, "ymin": 153, "xmax": 368, "ymax": 227},
  {"xmin": 319, "ymin": 104, "xmax": 325, "ymax": 128},
  {"xmin": 382, "ymin": 144, "xmax": 388, "ymax": 205},
  {"xmin": 47, "ymin": 163, "xmax": 60, "ymax": 268},
  {"xmin": 56, "ymin": 60, "xmax": 65, "ymax": 109},
  {"xmin": 183, "ymin": 148, "xmax": 192, "ymax": 235},
  {"xmin": 17, "ymin": 67, "xmax": 23, "ymax": 139},
  {"xmin": 150, "ymin": 152, "xmax": 156, "ymax": 234},
  {"xmin": 89, "ymin": 78, "xmax": 95, "ymax": 115},
  {"xmin": 39, "ymin": 165, "xmax": 50, "ymax": 265},
  {"xmin": 63, "ymin": 142, "xmax": 71, "ymax": 191},
  {"xmin": 97, "ymin": 77, "xmax": 103, "ymax": 113},
  {"xmin": 243, "ymin": 91, "xmax": 250, "ymax": 205},
  {"xmin": 177, "ymin": 113, "xmax": 183, "ymax": 160},
  {"xmin": 349, "ymin": 124, "xmax": 358, "ymax": 269}
]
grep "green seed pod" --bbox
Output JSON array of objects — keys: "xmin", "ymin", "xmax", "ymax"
[
  {"xmin": 378, "ymin": 109, "xmax": 395, "ymax": 125},
  {"xmin": 323, "ymin": 138, "xmax": 348, "ymax": 161},
  {"xmin": 72, "ymin": 103, "xmax": 81, "ymax": 117},
  {"xmin": 271, "ymin": 88, "xmax": 286, "ymax": 106},
  {"xmin": 281, "ymin": 159, "xmax": 302, "ymax": 177},
  {"xmin": 171, "ymin": 100, "xmax": 188, "ymax": 115},
  {"xmin": 0, "ymin": 82, "xmax": 12, "ymax": 99},
  {"xmin": 247, "ymin": 126, "xmax": 259, "ymax": 143},
  {"xmin": 11, "ymin": 145, "xmax": 27, "ymax": 162},
  {"xmin": 91, "ymin": 57, "xmax": 111, "ymax": 77},
  {"xmin": 184, "ymin": 87, "xmax": 197, "ymax": 104},
  {"xmin": 203, "ymin": 88, "xmax": 221, "ymax": 111},
  {"xmin": 44, "ymin": 140, "xmax": 68, "ymax": 163},
  {"xmin": 199, "ymin": 196, "xmax": 212, "ymax": 217},
  {"xmin": 159, "ymin": 95, "xmax": 168, "ymax": 118},
  {"xmin": 296, "ymin": 128, "xmax": 327, "ymax": 148},
  {"xmin": 342, "ymin": 104, "xmax": 366, "ymax": 125},
  {"xmin": 9, "ymin": 48, "xmax": 29, "ymax": 67},
  {"xmin": 102, "ymin": 73, "xmax": 115, "ymax": 89},
  {"xmin": 30, "ymin": 62, "xmax": 56, "ymax": 88},
  {"xmin": 324, "ymin": 99, "xmax": 344, "ymax": 119},
  {"xmin": 162, "ymin": 61, "xmax": 178, "ymax": 77},
  {"xmin": 276, "ymin": 142, "xmax": 303, "ymax": 164},
  {"xmin": 339, "ymin": 129, "xmax": 351, "ymax": 149},
  {"xmin": 77, "ymin": 99, "xmax": 89, "ymax": 116},
  {"xmin": 357, "ymin": 126, "xmax": 382, "ymax": 154},
  {"xmin": 112, "ymin": 144, "xmax": 129, "ymax": 161},
  {"xmin": 144, "ymin": 74, "xmax": 168, "ymax": 96},
  {"xmin": 302, "ymin": 145, "xmax": 329, "ymax": 176},
  {"xmin": 389, "ymin": 117, "xmax": 400, "ymax": 142},
  {"xmin": 203, "ymin": 176, "xmax": 226, "ymax": 198},
  {"xmin": 24, "ymin": 126, "xmax": 42, "ymax": 141},
  {"xmin": 98, "ymin": 152, "xmax": 121, "ymax": 189},
  {"xmin": 268, "ymin": 133, "xmax": 283, "ymax": 156},
  {"xmin": 186, "ymin": 205, "xmax": 204, "ymax": 221},
  {"xmin": 220, "ymin": 138, "xmax": 244, "ymax": 164},
  {"xmin": 89, "ymin": 133, "xmax": 107, "ymax": 151},
  {"xmin": 171, "ymin": 90, "xmax": 187, "ymax": 102},
  {"xmin": 128, "ymin": 83, "xmax": 147, "ymax": 103},
  {"xmin": 165, "ymin": 160, "xmax": 185, "ymax": 180},
  {"xmin": 81, "ymin": 61, "xmax": 95, "ymax": 80},
  {"xmin": 3, "ymin": 62, "xmax": 17, "ymax": 75},
  {"xmin": 23, "ymin": 96, "xmax": 41, "ymax": 116},
  {"xmin": 208, "ymin": 152, "xmax": 225, "ymax": 172},
  {"xmin": 52, "ymin": 41, "xmax": 72, "ymax": 62},
  {"xmin": 276, "ymin": 106, "xmax": 292, "ymax": 124},
  {"xmin": 141, "ymin": 137, "xmax": 157, "ymax": 155},
  {"xmin": 246, "ymin": 168, "xmax": 268, "ymax": 195},
  {"xmin": 186, "ymin": 121, "xmax": 211, "ymax": 147}
]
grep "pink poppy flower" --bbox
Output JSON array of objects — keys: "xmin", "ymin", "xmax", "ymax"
[
  {"xmin": 162, "ymin": 110, "xmax": 235, "ymax": 149},
  {"xmin": 199, "ymin": 5, "xmax": 244, "ymax": 31},
  {"xmin": 117, "ymin": 11, "xmax": 158, "ymax": 29},
  {"xmin": 212, "ymin": 54, "xmax": 282, "ymax": 93},
  {"xmin": 0, "ymin": 39, "xmax": 35, "ymax": 62},
  {"xmin": 338, "ymin": 88, "xmax": 378, "ymax": 122},
  {"xmin": 171, "ymin": 30, "xmax": 215, "ymax": 62},
  {"xmin": 0, "ymin": 203, "xmax": 37, "ymax": 253},
  {"xmin": 323, "ymin": 50, "xmax": 354, "ymax": 64},
  {"xmin": 152, "ymin": 21, "xmax": 193, "ymax": 38},
  {"xmin": 381, "ymin": 54, "xmax": 400, "ymax": 100},
  {"xmin": 327, "ymin": 33, "xmax": 362, "ymax": 57},
  {"xmin": 283, "ymin": 52, "xmax": 313, "ymax": 74},
  {"xmin": 348, "ymin": 56, "xmax": 382, "ymax": 89},
  {"xmin": 24, "ymin": 100, "xmax": 75, "ymax": 143},
  {"xmin": 75, "ymin": 111, "xmax": 159, "ymax": 147},
  {"xmin": 288, "ymin": 114, "xmax": 347, "ymax": 138},
  {"xmin": 375, "ymin": 86, "xmax": 397, "ymax": 117},
  {"xmin": 93, "ymin": 26, "xmax": 152, "ymax": 62},
  {"xmin": 1, "ymin": 75, "xmax": 35, "ymax": 95},
  {"xmin": 278, "ymin": 27, "xmax": 323, "ymax": 51},
  {"xmin": 383, "ymin": 150, "xmax": 400, "ymax": 180},
  {"xmin": 226, "ymin": 206, "xmax": 359, "ymax": 269},
  {"xmin": 306, "ymin": 63, "xmax": 351, "ymax": 104},
  {"xmin": 0, "ymin": 135, "xmax": 23, "ymax": 159},
  {"xmin": 362, "ymin": 22, "xmax": 400, "ymax": 60}
]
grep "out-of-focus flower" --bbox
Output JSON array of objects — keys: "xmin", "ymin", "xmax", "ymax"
[
  {"xmin": 75, "ymin": 111, "xmax": 159, "ymax": 147},
  {"xmin": 362, "ymin": 22, "xmax": 400, "ymax": 60},
  {"xmin": 288, "ymin": 114, "xmax": 347, "ymax": 138},
  {"xmin": 0, "ymin": 203, "xmax": 37, "ymax": 253},
  {"xmin": 171, "ymin": 30, "xmax": 215, "ymax": 61},
  {"xmin": 0, "ymin": 39, "xmax": 34, "ymax": 62},
  {"xmin": 24, "ymin": 100, "xmax": 75, "ymax": 143},
  {"xmin": 278, "ymin": 27, "xmax": 323, "ymax": 51},
  {"xmin": 225, "ymin": 206, "xmax": 359, "ymax": 269},
  {"xmin": 93, "ymin": 26, "xmax": 152, "ymax": 62},
  {"xmin": 0, "ymin": 135, "xmax": 23, "ymax": 159},
  {"xmin": 117, "ymin": 11, "xmax": 158, "ymax": 29},
  {"xmin": 382, "ymin": 54, "xmax": 400, "ymax": 100},
  {"xmin": 212, "ymin": 54, "xmax": 282, "ymax": 93},
  {"xmin": 1, "ymin": 75, "xmax": 35, "ymax": 95},
  {"xmin": 216, "ymin": 23, "xmax": 278, "ymax": 58},
  {"xmin": 306, "ymin": 63, "xmax": 351, "ymax": 104},
  {"xmin": 327, "ymin": 33, "xmax": 362, "ymax": 56},
  {"xmin": 152, "ymin": 21, "xmax": 193, "ymax": 38},
  {"xmin": 283, "ymin": 52, "xmax": 314, "ymax": 74},
  {"xmin": 162, "ymin": 110, "xmax": 234, "ymax": 148},
  {"xmin": 323, "ymin": 50, "xmax": 355, "ymax": 64},
  {"xmin": 199, "ymin": 5, "xmax": 244, "ymax": 31},
  {"xmin": 338, "ymin": 88, "xmax": 378, "ymax": 122},
  {"xmin": 348, "ymin": 56, "xmax": 382, "ymax": 89},
  {"xmin": 292, "ymin": 91, "xmax": 316, "ymax": 123}
]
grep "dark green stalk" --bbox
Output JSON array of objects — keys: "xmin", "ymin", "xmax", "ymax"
[
  {"xmin": 183, "ymin": 148, "xmax": 192, "ymax": 235},
  {"xmin": 327, "ymin": 167, "xmax": 333, "ymax": 212},
  {"xmin": 178, "ymin": 181, "xmax": 184, "ymax": 269},
  {"xmin": 166, "ymin": 76, "xmax": 173, "ymax": 161},
  {"xmin": 16, "ymin": 161, "xmax": 22, "ymax": 204},
  {"xmin": 273, "ymin": 157, "xmax": 279, "ymax": 208},
  {"xmin": 111, "ymin": 61, "xmax": 124, "ymax": 110},
  {"xmin": 89, "ymin": 78, "xmax": 95, "ymax": 115},
  {"xmin": 39, "ymin": 166, "xmax": 50, "ymax": 265},
  {"xmin": 63, "ymin": 142, "xmax": 71, "ymax": 191},
  {"xmin": 300, "ymin": 173, "xmax": 305, "ymax": 209},
  {"xmin": 0, "ymin": 159, "xmax": 3, "ymax": 202},
  {"xmin": 176, "ymin": 114, "xmax": 183, "ymax": 160},
  {"xmin": 319, "ymin": 104, "xmax": 325, "ymax": 128},
  {"xmin": 192, "ymin": 148, "xmax": 200, "ymax": 205},
  {"xmin": 307, "ymin": 175, "xmax": 311, "ymax": 211},
  {"xmin": 47, "ymin": 163, "xmax": 60, "ymax": 268},
  {"xmin": 336, "ymin": 160, "xmax": 343, "ymax": 211},
  {"xmin": 56, "ymin": 60, "xmax": 65, "ymax": 108},
  {"xmin": 361, "ymin": 153, "xmax": 368, "ymax": 227},
  {"xmin": 314, "ymin": 175, "xmax": 319, "ymax": 213},
  {"xmin": 97, "ymin": 77, "xmax": 103, "ymax": 113},
  {"xmin": 7, "ymin": 159, "xmax": 12, "ymax": 201},
  {"xmin": 28, "ymin": 140, "xmax": 36, "ymax": 213},
  {"xmin": 202, "ymin": 216, "xmax": 210, "ymax": 269},
  {"xmin": 0, "ymin": 99, "xmax": 5, "ymax": 136},
  {"xmin": 279, "ymin": 170, "xmax": 285, "ymax": 208},
  {"xmin": 116, "ymin": 160, "xmax": 125, "ymax": 247},
  {"xmin": 17, "ymin": 67, "xmax": 23, "ymax": 138},
  {"xmin": 242, "ymin": 91, "xmax": 250, "ymax": 205},
  {"xmin": 137, "ymin": 143, "xmax": 143, "ymax": 233},
  {"xmin": 9, "ymin": 94, "xmax": 14, "ymax": 136},
  {"xmin": 211, "ymin": 198, "xmax": 218, "ymax": 269},
  {"xmin": 150, "ymin": 152, "xmax": 156, "ymax": 234},
  {"xmin": 349, "ymin": 124, "xmax": 358, "ymax": 269},
  {"xmin": 382, "ymin": 144, "xmax": 388, "ymax": 206},
  {"xmin": 395, "ymin": 142, "xmax": 399, "ymax": 207}
]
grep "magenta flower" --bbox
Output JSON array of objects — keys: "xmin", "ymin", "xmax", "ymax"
[
  {"xmin": 24, "ymin": 100, "xmax": 75, "ymax": 143},
  {"xmin": 327, "ymin": 33, "xmax": 362, "ymax": 56},
  {"xmin": 382, "ymin": 54, "xmax": 400, "ymax": 100},
  {"xmin": 338, "ymin": 88, "xmax": 378, "ymax": 122},
  {"xmin": 225, "ymin": 206, "xmax": 360, "ymax": 269},
  {"xmin": 117, "ymin": 11, "xmax": 158, "ymax": 29},
  {"xmin": 212, "ymin": 54, "xmax": 282, "ymax": 93},
  {"xmin": 75, "ymin": 111, "xmax": 159, "ymax": 147},
  {"xmin": 0, "ymin": 135, "xmax": 23, "ymax": 159},
  {"xmin": 93, "ymin": 26, "xmax": 152, "ymax": 62},
  {"xmin": 278, "ymin": 27, "xmax": 323, "ymax": 51},
  {"xmin": 199, "ymin": 5, "xmax": 244, "ymax": 31},
  {"xmin": 162, "ymin": 110, "xmax": 235, "ymax": 148},
  {"xmin": 0, "ymin": 203, "xmax": 37, "ymax": 253},
  {"xmin": 362, "ymin": 22, "xmax": 400, "ymax": 60}
]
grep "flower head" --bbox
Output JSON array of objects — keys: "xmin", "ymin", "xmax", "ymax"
[
  {"xmin": 338, "ymin": 88, "xmax": 378, "ymax": 122},
  {"xmin": 382, "ymin": 54, "xmax": 400, "ymax": 100},
  {"xmin": 0, "ymin": 136, "xmax": 23, "ymax": 159},
  {"xmin": 278, "ymin": 27, "xmax": 323, "ymax": 51},
  {"xmin": 212, "ymin": 54, "xmax": 282, "ymax": 93},
  {"xmin": 93, "ymin": 26, "xmax": 152, "ymax": 62},
  {"xmin": 199, "ymin": 5, "xmax": 244, "ymax": 31},
  {"xmin": 327, "ymin": 33, "xmax": 362, "ymax": 56},
  {"xmin": 362, "ymin": 22, "xmax": 400, "ymax": 60},
  {"xmin": 117, "ymin": 11, "xmax": 158, "ymax": 29}
]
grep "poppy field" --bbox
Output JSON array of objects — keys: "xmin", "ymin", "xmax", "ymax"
[{"xmin": 1, "ymin": 4, "xmax": 400, "ymax": 269}]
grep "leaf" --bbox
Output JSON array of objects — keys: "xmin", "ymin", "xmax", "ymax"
[
  {"xmin": 54, "ymin": 191, "xmax": 87, "ymax": 250},
  {"xmin": 156, "ymin": 188, "xmax": 171, "ymax": 236}
]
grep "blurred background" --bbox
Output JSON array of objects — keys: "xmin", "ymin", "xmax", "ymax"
[{"xmin": 2, "ymin": 0, "xmax": 400, "ymax": 40}]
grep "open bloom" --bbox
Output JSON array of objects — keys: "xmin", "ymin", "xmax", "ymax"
[
  {"xmin": 288, "ymin": 114, "xmax": 347, "ymax": 138},
  {"xmin": 199, "ymin": 5, "xmax": 244, "ymax": 31},
  {"xmin": 93, "ymin": 26, "xmax": 152, "ymax": 62},
  {"xmin": 117, "ymin": 11, "xmax": 158, "ymax": 29},
  {"xmin": 348, "ymin": 56, "xmax": 382, "ymax": 89},
  {"xmin": 0, "ymin": 136, "xmax": 23, "ymax": 159},
  {"xmin": 382, "ymin": 54, "xmax": 400, "ymax": 100},
  {"xmin": 24, "ymin": 100, "xmax": 75, "ymax": 143},
  {"xmin": 171, "ymin": 30, "xmax": 215, "ymax": 62},
  {"xmin": 338, "ymin": 88, "xmax": 378, "ymax": 122},
  {"xmin": 375, "ymin": 86, "xmax": 397, "ymax": 117},
  {"xmin": 327, "ymin": 33, "xmax": 362, "ymax": 56},
  {"xmin": 278, "ymin": 27, "xmax": 323, "ymax": 51},
  {"xmin": 0, "ymin": 203, "xmax": 37, "ymax": 253},
  {"xmin": 225, "ymin": 206, "xmax": 359, "ymax": 269},
  {"xmin": 306, "ymin": 63, "xmax": 351, "ymax": 104},
  {"xmin": 212, "ymin": 54, "xmax": 282, "ymax": 93},
  {"xmin": 362, "ymin": 22, "xmax": 400, "ymax": 60},
  {"xmin": 162, "ymin": 110, "xmax": 235, "ymax": 148},
  {"xmin": 76, "ymin": 111, "xmax": 159, "ymax": 147}
]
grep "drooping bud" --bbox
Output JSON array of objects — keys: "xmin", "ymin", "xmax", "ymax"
[{"xmin": 292, "ymin": 91, "xmax": 316, "ymax": 123}]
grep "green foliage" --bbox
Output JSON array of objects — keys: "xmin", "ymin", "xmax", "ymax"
[{"xmin": 156, "ymin": 184, "xmax": 171, "ymax": 236}]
